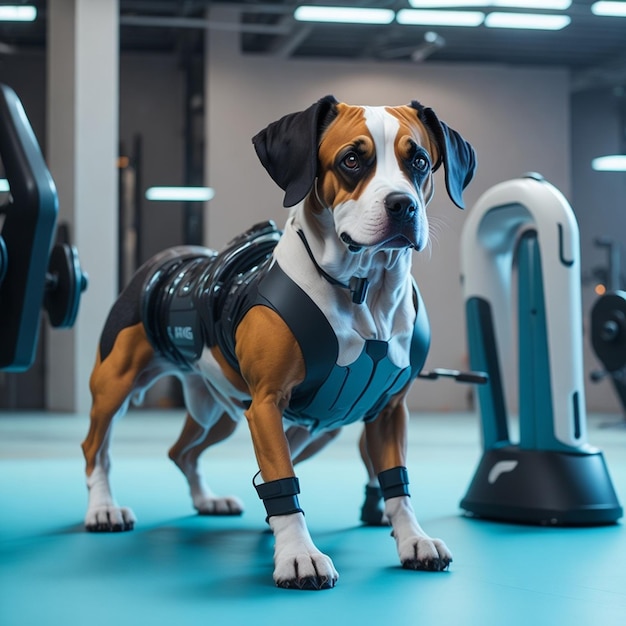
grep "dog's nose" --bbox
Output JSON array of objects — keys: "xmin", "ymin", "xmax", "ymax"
[{"xmin": 384, "ymin": 193, "xmax": 417, "ymax": 222}]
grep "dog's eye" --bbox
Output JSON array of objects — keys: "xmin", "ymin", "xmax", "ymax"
[
  {"xmin": 342, "ymin": 152, "xmax": 360, "ymax": 170},
  {"xmin": 412, "ymin": 155, "xmax": 430, "ymax": 173}
]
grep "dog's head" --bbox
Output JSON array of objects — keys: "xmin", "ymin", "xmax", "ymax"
[{"xmin": 252, "ymin": 95, "xmax": 476, "ymax": 252}]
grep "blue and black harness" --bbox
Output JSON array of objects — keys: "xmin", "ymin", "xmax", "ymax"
[{"xmin": 139, "ymin": 221, "xmax": 431, "ymax": 520}]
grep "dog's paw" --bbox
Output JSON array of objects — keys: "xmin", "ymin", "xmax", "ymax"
[
  {"xmin": 194, "ymin": 495, "xmax": 244, "ymax": 516},
  {"xmin": 398, "ymin": 536, "xmax": 453, "ymax": 572},
  {"xmin": 360, "ymin": 485, "xmax": 389, "ymax": 526},
  {"xmin": 274, "ymin": 551, "xmax": 339, "ymax": 590},
  {"xmin": 85, "ymin": 506, "xmax": 136, "ymax": 532},
  {"xmin": 269, "ymin": 512, "xmax": 339, "ymax": 590}
]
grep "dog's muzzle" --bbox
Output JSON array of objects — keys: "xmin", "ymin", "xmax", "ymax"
[
  {"xmin": 384, "ymin": 192, "xmax": 426, "ymax": 250},
  {"xmin": 340, "ymin": 192, "xmax": 424, "ymax": 252},
  {"xmin": 384, "ymin": 192, "xmax": 417, "ymax": 224}
]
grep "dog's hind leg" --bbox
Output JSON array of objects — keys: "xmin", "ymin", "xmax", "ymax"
[
  {"xmin": 82, "ymin": 323, "xmax": 155, "ymax": 532},
  {"xmin": 287, "ymin": 425, "xmax": 387, "ymax": 526},
  {"xmin": 358, "ymin": 429, "xmax": 387, "ymax": 526},
  {"xmin": 286, "ymin": 425, "xmax": 341, "ymax": 465},
  {"xmin": 168, "ymin": 375, "xmax": 244, "ymax": 515}
]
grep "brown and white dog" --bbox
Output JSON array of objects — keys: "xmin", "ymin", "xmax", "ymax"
[{"xmin": 82, "ymin": 95, "xmax": 476, "ymax": 590}]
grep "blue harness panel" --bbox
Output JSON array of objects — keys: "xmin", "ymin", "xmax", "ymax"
[
  {"xmin": 141, "ymin": 226, "xmax": 430, "ymax": 432},
  {"xmin": 247, "ymin": 262, "xmax": 430, "ymax": 432}
]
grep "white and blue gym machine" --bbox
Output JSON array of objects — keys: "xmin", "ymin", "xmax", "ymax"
[{"xmin": 460, "ymin": 173, "xmax": 622, "ymax": 525}]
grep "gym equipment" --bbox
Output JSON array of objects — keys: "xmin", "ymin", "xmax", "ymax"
[
  {"xmin": 588, "ymin": 238, "xmax": 626, "ymax": 420},
  {"xmin": 460, "ymin": 173, "xmax": 622, "ymax": 525},
  {"xmin": 44, "ymin": 223, "xmax": 88, "ymax": 329},
  {"xmin": 0, "ymin": 83, "xmax": 87, "ymax": 371}
]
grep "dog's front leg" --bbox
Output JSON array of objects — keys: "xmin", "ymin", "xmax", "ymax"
[
  {"xmin": 365, "ymin": 393, "xmax": 453, "ymax": 572},
  {"xmin": 246, "ymin": 392, "xmax": 339, "ymax": 589},
  {"xmin": 237, "ymin": 307, "xmax": 339, "ymax": 590}
]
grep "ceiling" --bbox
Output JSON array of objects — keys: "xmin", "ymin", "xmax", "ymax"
[{"xmin": 2, "ymin": 1, "xmax": 626, "ymax": 91}]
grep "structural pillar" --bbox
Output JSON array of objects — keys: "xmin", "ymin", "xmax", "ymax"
[{"xmin": 46, "ymin": 0, "xmax": 119, "ymax": 412}]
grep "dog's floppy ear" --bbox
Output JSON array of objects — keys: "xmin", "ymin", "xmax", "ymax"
[
  {"xmin": 410, "ymin": 101, "xmax": 477, "ymax": 209},
  {"xmin": 252, "ymin": 95, "xmax": 339, "ymax": 208}
]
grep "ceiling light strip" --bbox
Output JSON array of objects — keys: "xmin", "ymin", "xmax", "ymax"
[
  {"xmin": 396, "ymin": 9, "xmax": 485, "ymax": 27},
  {"xmin": 484, "ymin": 12, "xmax": 571, "ymax": 29},
  {"xmin": 294, "ymin": 6, "xmax": 395, "ymax": 24},
  {"xmin": 591, "ymin": 155, "xmax": 626, "ymax": 171},
  {"xmin": 145, "ymin": 187, "xmax": 215, "ymax": 202},
  {"xmin": 409, "ymin": 1, "xmax": 571, "ymax": 8},
  {"xmin": 592, "ymin": 2, "xmax": 626, "ymax": 17},
  {"xmin": 0, "ymin": 5, "xmax": 37, "ymax": 22}
]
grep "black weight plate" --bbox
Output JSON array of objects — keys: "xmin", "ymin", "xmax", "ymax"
[
  {"xmin": 45, "ymin": 243, "xmax": 84, "ymax": 328},
  {"xmin": 591, "ymin": 291, "xmax": 626, "ymax": 372}
]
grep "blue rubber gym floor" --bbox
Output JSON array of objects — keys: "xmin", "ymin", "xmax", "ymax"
[{"xmin": 1, "ymin": 410, "xmax": 625, "ymax": 626}]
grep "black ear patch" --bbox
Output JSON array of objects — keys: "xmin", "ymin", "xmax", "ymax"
[
  {"xmin": 252, "ymin": 95, "xmax": 339, "ymax": 207},
  {"xmin": 410, "ymin": 101, "xmax": 477, "ymax": 209}
]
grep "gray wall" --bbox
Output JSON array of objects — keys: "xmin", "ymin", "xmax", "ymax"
[{"xmin": 119, "ymin": 52, "xmax": 185, "ymax": 261}]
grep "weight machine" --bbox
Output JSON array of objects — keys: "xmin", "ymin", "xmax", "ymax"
[{"xmin": 0, "ymin": 83, "xmax": 87, "ymax": 372}]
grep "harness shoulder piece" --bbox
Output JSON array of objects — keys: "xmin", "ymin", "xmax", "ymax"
[
  {"xmin": 141, "ymin": 222, "xmax": 282, "ymax": 369},
  {"xmin": 142, "ymin": 253, "xmax": 214, "ymax": 368}
]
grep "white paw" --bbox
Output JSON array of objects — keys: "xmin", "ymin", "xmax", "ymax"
[
  {"xmin": 194, "ymin": 495, "xmax": 244, "ymax": 516},
  {"xmin": 85, "ymin": 505, "xmax": 136, "ymax": 532},
  {"xmin": 273, "ymin": 549, "xmax": 339, "ymax": 590},
  {"xmin": 397, "ymin": 535, "xmax": 453, "ymax": 571},
  {"xmin": 269, "ymin": 513, "xmax": 339, "ymax": 590}
]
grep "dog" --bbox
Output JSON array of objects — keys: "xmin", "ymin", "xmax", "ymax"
[{"xmin": 82, "ymin": 95, "xmax": 476, "ymax": 590}]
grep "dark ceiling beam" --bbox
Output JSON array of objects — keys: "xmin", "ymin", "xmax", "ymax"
[
  {"xmin": 269, "ymin": 23, "xmax": 313, "ymax": 58},
  {"xmin": 119, "ymin": 14, "xmax": 292, "ymax": 35}
]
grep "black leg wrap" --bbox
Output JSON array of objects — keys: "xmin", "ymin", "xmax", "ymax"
[
  {"xmin": 255, "ymin": 476, "xmax": 304, "ymax": 521},
  {"xmin": 360, "ymin": 485, "xmax": 386, "ymax": 526},
  {"xmin": 378, "ymin": 466, "xmax": 411, "ymax": 500}
]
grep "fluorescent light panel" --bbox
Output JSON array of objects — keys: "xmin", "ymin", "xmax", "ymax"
[
  {"xmin": 408, "ymin": 1, "xmax": 571, "ymax": 8},
  {"xmin": 396, "ymin": 9, "xmax": 485, "ymax": 26},
  {"xmin": 0, "ymin": 178, "xmax": 9, "ymax": 192},
  {"xmin": 592, "ymin": 1, "xmax": 626, "ymax": 17},
  {"xmin": 485, "ymin": 12, "xmax": 571, "ymax": 29},
  {"xmin": 409, "ymin": 1, "xmax": 485, "ymax": 6},
  {"xmin": 591, "ymin": 155, "xmax": 626, "ymax": 171},
  {"xmin": 0, "ymin": 5, "xmax": 37, "ymax": 22},
  {"xmin": 145, "ymin": 186, "xmax": 215, "ymax": 202},
  {"xmin": 493, "ymin": 0, "xmax": 571, "ymax": 7},
  {"xmin": 294, "ymin": 6, "xmax": 395, "ymax": 24}
]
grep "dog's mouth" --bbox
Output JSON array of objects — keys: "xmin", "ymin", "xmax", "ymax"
[
  {"xmin": 340, "ymin": 232, "xmax": 365, "ymax": 252},
  {"xmin": 340, "ymin": 231, "xmax": 418, "ymax": 253}
]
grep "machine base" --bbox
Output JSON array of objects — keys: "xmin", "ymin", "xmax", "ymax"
[{"xmin": 460, "ymin": 447, "xmax": 623, "ymax": 526}]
